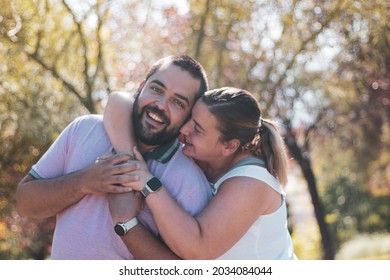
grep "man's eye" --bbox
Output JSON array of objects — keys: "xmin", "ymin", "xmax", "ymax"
[
  {"xmin": 151, "ymin": 86, "xmax": 162, "ymax": 93},
  {"xmin": 173, "ymin": 99, "xmax": 185, "ymax": 108}
]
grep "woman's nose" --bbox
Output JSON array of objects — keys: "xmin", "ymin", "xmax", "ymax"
[{"xmin": 180, "ymin": 120, "xmax": 192, "ymax": 135}]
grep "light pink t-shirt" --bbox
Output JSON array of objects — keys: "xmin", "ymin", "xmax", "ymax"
[{"xmin": 30, "ymin": 115, "xmax": 212, "ymax": 259}]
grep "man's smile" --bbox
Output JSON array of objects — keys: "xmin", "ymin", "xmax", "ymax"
[{"xmin": 146, "ymin": 110, "xmax": 165, "ymax": 124}]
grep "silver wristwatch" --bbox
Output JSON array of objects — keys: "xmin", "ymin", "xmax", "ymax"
[{"xmin": 114, "ymin": 217, "xmax": 138, "ymax": 236}]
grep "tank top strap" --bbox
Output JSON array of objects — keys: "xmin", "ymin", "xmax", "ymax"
[
  {"xmin": 231, "ymin": 157, "xmax": 266, "ymax": 169},
  {"xmin": 212, "ymin": 164, "xmax": 284, "ymax": 196}
]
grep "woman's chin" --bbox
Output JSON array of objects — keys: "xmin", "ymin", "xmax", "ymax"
[{"xmin": 182, "ymin": 145, "xmax": 193, "ymax": 157}]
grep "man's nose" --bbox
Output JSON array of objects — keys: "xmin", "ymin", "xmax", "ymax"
[{"xmin": 154, "ymin": 96, "xmax": 169, "ymax": 112}]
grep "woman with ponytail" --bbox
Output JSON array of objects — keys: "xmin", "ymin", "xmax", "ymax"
[{"xmin": 105, "ymin": 87, "xmax": 296, "ymax": 259}]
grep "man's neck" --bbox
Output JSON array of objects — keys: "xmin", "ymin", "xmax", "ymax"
[
  {"xmin": 135, "ymin": 139, "xmax": 179, "ymax": 163},
  {"xmin": 137, "ymin": 142, "xmax": 158, "ymax": 153}
]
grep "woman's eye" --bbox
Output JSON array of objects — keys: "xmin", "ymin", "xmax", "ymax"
[{"xmin": 194, "ymin": 125, "xmax": 201, "ymax": 134}]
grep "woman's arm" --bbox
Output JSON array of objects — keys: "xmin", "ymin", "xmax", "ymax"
[
  {"xmin": 103, "ymin": 92, "xmax": 136, "ymax": 155},
  {"xmin": 149, "ymin": 177, "xmax": 277, "ymax": 259},
  {"xmin": 130, "ymin": 148, "xmax": 279, "ymax": 259}
]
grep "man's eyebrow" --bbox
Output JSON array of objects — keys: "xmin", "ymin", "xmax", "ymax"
[
  {"xmin": 150, "ymin": 79, "xmax": 190, "ymax": 106},
  {"xmin": 150, "ymin": 79, "xmax": 167, "ymax": 89},
  {"xmin": 174, "ymin": 93, "xmax": 190, "ymax": 106}
]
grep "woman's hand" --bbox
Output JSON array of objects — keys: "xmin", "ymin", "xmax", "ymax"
[{"xmin": 121, "ymin": 146, "xmax": 154, "ymax": 191}]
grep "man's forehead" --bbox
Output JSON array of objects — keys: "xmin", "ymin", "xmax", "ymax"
[
  {"xmin": 154, "ymin": 61, "xmax": 180, "ymax": 75},
  {"xmin": 148, "ymin": 63, "xmax": 200, "ymax": 105},
  {"xmin": 158, "ymin": 60, "xmax": 173, "ymax": 71}
]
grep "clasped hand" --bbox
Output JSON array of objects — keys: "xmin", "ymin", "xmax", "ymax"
[
  {"xmin": 79, "ymin": 152, "xmax": 140, "ymax": 194},
  {"xmin": 79, "ymin": 148, "xmax": 153, "ymax": 194},
  {"xmin": 91, "ymin": 146, "xmax": 153, "ymax": 192},
  {"xmin": 99, "ymin": 147, "xmax": 154, "ymax": 224}
]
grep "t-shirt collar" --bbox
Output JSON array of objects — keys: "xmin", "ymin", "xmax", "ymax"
[{"xmin": 141, "ymin": 139, "xmax": 180, "ymax": 163}]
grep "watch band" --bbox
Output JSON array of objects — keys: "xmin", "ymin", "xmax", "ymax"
[
  {"xmin": 140, "ymin": 177, "xmax": 162, "ymax": 198},
  {"xmin": 140, "ymin": 187, "xmax": 151, "ymax": 198},
  {"xmin": 114, "ymin": 217, "xmax": 138, "ymax": 236}
]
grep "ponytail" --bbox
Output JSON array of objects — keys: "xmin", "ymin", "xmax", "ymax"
[{"xmin": 255, "ymin": 118, "xmax": 288, "ymax": 186}]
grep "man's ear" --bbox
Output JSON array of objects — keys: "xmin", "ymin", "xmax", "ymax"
[
  {"xmin": 135, "ymin": 80, "xmax": 146, "ymax": 97},
  {"xmin": 221, "ymin": 139, "xmax": 241, "ymax": 156}
]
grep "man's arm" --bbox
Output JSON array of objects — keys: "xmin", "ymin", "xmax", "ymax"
[
  {"xmin": 16, "ymin": 153, "xmax": 139, "ymax": 219},
  {"xmin": 17, "ymin": 173, "xmax": 87, "ymax": 219},
  {"xmin": 109, "ymin": 192, "xmax": 181, "ymax": 260},
  {"xmin": 122, "ymin": 225, "xmax": 181, "ymax": 260}
]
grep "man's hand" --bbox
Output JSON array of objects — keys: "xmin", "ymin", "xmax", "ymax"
[
  {"xmin": 109, "ymin": 192, "xmax": 143, "ymax": 224},
  {"xmin": 78, "ymin": 152, "xmax": 141, "ymax": 195}
]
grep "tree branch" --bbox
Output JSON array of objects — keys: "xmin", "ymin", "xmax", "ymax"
[
  {"xmin": 62, "ymin": 0, "xmax": 91, "ymax": 95},
  {"xmin": 194, "ymin": 0, "xmax": 211, "ymax": 59},
  {"xmin": 264, "ymin": 1, "xmax": 343, "ymax": 111},
  {"xmin": 27, "ymin": 52, "xmax": 84, "ymax": 104}
]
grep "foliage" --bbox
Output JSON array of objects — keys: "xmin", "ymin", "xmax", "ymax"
[
  {"xmin": 0, "ymin": 0, "xmax": 96, "ymax": 259},
  {"xmin": 103, "ymin": 0, "xmax": 194, "ymax": 92},
  {"xmin": 336, "ymin": 233, "xmax": 390, "ymax": 260},
  {"xmin": 0, "ymin": 212, "xmax": 54, "ymax": 259},
  {"xmin": 291, "ymin": 218, "xmax": 322, "ymax": 260},
  {"xmin": 311, "ymin": 0, "xmax": 390, "ymax": 255},
  {"xmin": 320, "ymin": 176, "xmax": 390, "ymax": 253}
]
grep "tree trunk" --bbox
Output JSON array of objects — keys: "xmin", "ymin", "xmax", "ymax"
[
  {"xmin": 194, "ymin": 0, "xmax": 211, "ymax": 60},
  {"xmin": 285, "ymin": 127, "xmax": 335, "ymax": 260}
]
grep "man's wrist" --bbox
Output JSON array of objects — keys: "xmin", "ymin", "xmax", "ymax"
[{"xmin": 114, "ymin": 216, "xmax": 138, "ymax": 236}]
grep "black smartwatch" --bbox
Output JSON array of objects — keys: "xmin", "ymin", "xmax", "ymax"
[
  {"xmin": 114, "ymin": 217, "xmax": 138, "ymax": 236},
  {"xmin": 140, "ymin": 177, "xmax": 162, "ymax": 198}
]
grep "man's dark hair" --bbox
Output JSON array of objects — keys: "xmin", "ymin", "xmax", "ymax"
[{"xmin": 144, "ymin": 55, "xmax": 209, "ymax": 101}]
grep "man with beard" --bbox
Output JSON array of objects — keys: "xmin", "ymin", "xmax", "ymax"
[{"xmin": 16, "ymin": 55, "xmax": 212, "ymax": 259}]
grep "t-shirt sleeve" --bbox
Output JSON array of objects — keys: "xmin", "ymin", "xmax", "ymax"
[
  {"xmin": 29, "ymin": 117, "xmax": 81, "ymax": 179},
  {"xmin": 176, "ymin": 168, "xmax": 212, "ymax": 217},
  {"xmin": 163, "ymin": 153, "xmax": 212, "ymax": 217}
]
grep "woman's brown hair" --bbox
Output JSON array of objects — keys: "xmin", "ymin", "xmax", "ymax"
[{"xmin": 202, "ymin": 87, "xmax": 288, "ymax": 185}]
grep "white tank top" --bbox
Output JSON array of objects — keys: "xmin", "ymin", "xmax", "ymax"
[{"xmin": 212, "ymin": 163, "xmax": 296, "ymax": 259}]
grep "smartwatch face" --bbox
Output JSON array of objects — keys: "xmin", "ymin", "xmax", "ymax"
[
  {"xmin": 147, "ymin": 177, "xmax": 162, "ymax": 191},
  {"xmin": 114, "ymin": 224, "xmax": 126, "ymax": 236}
]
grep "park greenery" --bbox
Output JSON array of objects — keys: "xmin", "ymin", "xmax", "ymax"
[{"xmin": 0, "ymin": 0, "xmax": 389, "ymax": 259}]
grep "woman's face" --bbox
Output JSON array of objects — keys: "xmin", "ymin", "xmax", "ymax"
[{"xmin": 180, "ymin": 100, "xmax": 224, "ymax": 162}]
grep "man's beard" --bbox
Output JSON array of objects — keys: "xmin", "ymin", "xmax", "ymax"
[{"xmin": 132, "ymin": 97, "xmax": 180, "ymax": 146}]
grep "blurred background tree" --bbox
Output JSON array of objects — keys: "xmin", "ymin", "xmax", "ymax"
[{"xmin": 0, "ymin": 0, "xmax": 389, "ymax": 259}]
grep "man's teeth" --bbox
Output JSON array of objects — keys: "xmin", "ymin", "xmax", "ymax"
[{"xmin": 148, "ymin": 112, "xmax": 163, "ymax": 123}]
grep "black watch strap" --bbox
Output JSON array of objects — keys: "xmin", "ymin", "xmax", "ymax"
[{"xmin": 140, "ymin": 177, "xmax": 162, "ymax": 198}]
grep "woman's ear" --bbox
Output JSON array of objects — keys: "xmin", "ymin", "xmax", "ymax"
[{"xmin": 221, "ymin": 139, "xmax": 241, "ymax": 156}]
